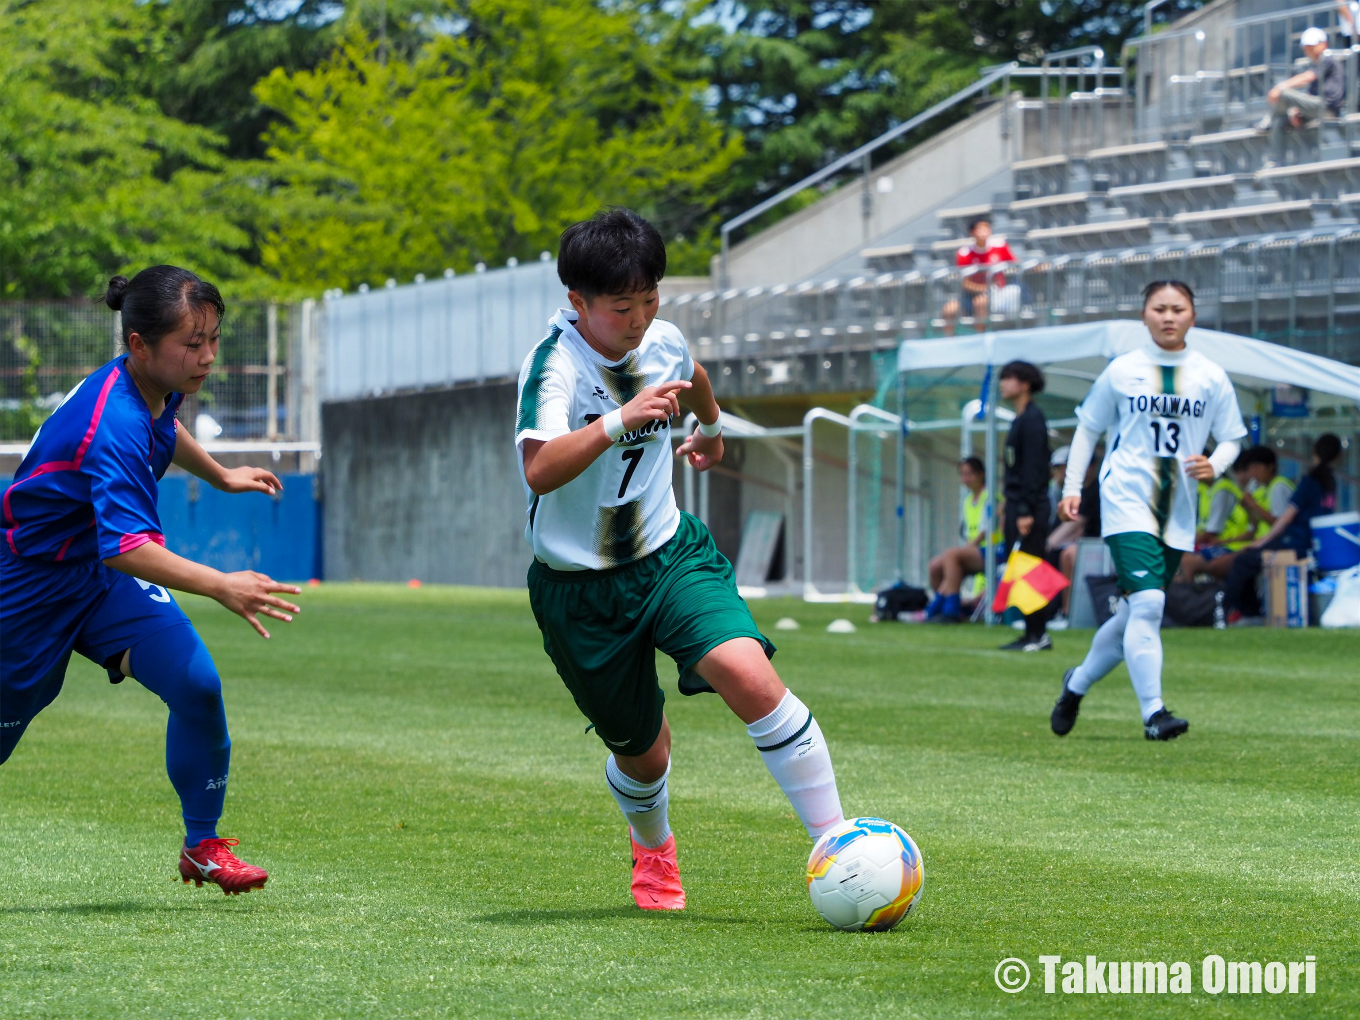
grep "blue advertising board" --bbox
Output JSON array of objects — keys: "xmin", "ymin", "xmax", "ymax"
[{"xmin": 0, "ymin": 472, "xmax": 321, "ymax": 581}]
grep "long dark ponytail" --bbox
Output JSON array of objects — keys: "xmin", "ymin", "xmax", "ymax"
[
  {"xmin": 103, "ymin": 265, "xmax": 224, "ymax": 348},
  {"xmin": 1308, "ymin": 433, "xmax": 1343, "ymax": 492}
]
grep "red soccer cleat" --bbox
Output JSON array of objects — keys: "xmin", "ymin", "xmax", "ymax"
[
  {"xmin": 630, "ymin": 833, "xmax": 685, "ymax": 911},
  {"xmin": 179, "ymin": 837, "xmax": 269, "ymax": 895}
]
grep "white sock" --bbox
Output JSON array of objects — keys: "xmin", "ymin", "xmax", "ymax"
[
  {"xmin": 1124, "ymin": 589, "xmax": 1166, "ymax": 721},
  {"xmin": 1067, "ymin": 597, "xmax": 1129, "ymax": 695},
  {"xmin": 747, "ymin": 691, "xmax": 845, "ymax": 839},
  {"xmin": 605, "ymin": 755, "xmax": 671, "ymax": 849}
]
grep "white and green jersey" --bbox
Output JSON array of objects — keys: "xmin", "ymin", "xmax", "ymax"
[
  {"xmin": 515, "ymin": 308, "xmax": 694, "ymax": 571},
  {"xmin": 1076, "ymin": 343, "xmax": 1246, "ymax": 551}
]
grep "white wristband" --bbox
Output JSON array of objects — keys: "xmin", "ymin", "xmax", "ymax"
[
  {"xmin": 601, "ymin": 408, "xmax": 627, "ymax": 441},
  {"xmin": 697, "ymin": 417, "xmax": 722, "ymax": 438}
]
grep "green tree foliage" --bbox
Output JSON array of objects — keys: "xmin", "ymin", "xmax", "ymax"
[
  {"xmin": 133, "ymin": 0, "xmax": 347, "ymax": 162},
  {"xmin": 255, "ymin": 0, "xmax": 741, "ymax": 290},
  {"xmin": 0, "ymin": 0, "xmax": 274, "ymax": 298},
  {"xmin": 2, "ymin": 0, "xmax": 1204, "ymax": 297}
]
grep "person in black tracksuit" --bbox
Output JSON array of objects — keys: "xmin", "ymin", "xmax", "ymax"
[{"xmin": 998, "ymin": 360, "xmax": 1053, "ymax": 650}]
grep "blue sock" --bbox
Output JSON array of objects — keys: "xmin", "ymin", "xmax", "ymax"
[
  {"xmin": 942, "ymin": 593, "xmax": 961, "ymax": 619},
  {"xmin": 128, "ymin": 625, "xmax": 230, "ymax": 847},
  {"xmin": 925, "ymin": 593, "xmax": 944, "ymax": 617}
]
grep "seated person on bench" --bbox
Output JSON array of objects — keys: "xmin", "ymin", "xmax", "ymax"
[
  {"xmin": 1240, "ymin": 445, "xmax": 1296, "ymax": 540},
  {"xmin": 941, "ymin": 216, "xmax": 1015, "ymax": 337},
  {"xmin": 1176, "ymin": 450, "xmax": 1254, "ymax": 582},
  {"xmin": 1259, "ymin": 26, "xmax": 1344, "ymax": 169},
  {"xmin": 925, "ymin": 457, "xmax": 1002, "ymax": 623},
  {"xmin": 1224, "ymin": 434, "xmax": 1342, "ymax": 623}
]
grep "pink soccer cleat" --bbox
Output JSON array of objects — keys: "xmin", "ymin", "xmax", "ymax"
[
  {"xmin": 630, "ymin": 833, "xmax": 685, "ymax": 910},
  {"xmin": 179, "ymin": 837, "xmax": 269, "ymax": 895}
]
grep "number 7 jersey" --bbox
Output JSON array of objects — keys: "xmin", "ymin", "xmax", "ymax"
[
  {"xmin": 515, "ymin": 308, "xmax": 694, "ymax": 571},
  {"xmin": 1075, "ymin": 343, "xmax": 1246, "ymax": 551}
]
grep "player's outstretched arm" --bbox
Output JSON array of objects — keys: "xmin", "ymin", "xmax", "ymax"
[
  {"xmin": 173, "ymin": 420, "xmax": 284, "ymax": 496},
  {"xmin": 523, "ymin": 380, "xmax": 690, "ymax": 495},
  {"xmin": 674, "ymin": 362, "xmax": 723, "ymax": 472},
  {"xmin": 105, "ymin": 542, "xmax": 302, "ymax": 639}
]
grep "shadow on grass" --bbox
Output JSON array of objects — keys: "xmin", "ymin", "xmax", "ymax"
[
  {"xmin": 473, "ymin": 905, "xmax": 760, "ymax": 926},
  {"xmin": 1, "ymin": 901, "xmax": 212, "ymax": 915}
]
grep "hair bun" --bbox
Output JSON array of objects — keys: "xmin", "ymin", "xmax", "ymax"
[{"xmin": 103, "ymin": 275, "xmax": 129, "ymax": 311}]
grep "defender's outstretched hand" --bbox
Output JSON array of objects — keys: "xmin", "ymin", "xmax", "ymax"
[
  {"xmin": 218, "ymin": 466, "xmax": 284, "ymax": 496},
  {"xmin": 675, "ymin": 429, "xmax": 723, "ymax": 471},
  {"xmin": 621, "ymin": 380, "xmax": 690, "ymax": 432},
  {"xmin": 215, "ymin": 571, "xmax": 303, "ymax": 639}
]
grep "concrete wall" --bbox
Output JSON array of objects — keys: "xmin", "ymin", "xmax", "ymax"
[
  {"xmin": 716, "ymin": 104, "xmax": 1010, "ymax": 289},
  {"xmin": 322, "ymin": 384, "xmax": 529, "ymax": 586}
]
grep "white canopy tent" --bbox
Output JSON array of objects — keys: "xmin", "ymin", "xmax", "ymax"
[
  {"xmin": 897, "ymin": 319, "xmax": 1360, "ymax": 622},
  {"xmin": 896, "ymin": 319, "xmax": 1360, "ymax": 411}
]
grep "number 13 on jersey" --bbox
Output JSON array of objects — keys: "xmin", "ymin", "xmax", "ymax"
[{"xmin": 1149, "ymin": 419, "xmax": 1181, "ymax": 456}]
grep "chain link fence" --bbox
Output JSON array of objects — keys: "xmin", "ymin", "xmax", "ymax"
[{"xmin": 0, "ymin": 299, "xmax": 320, "ymax": 446}]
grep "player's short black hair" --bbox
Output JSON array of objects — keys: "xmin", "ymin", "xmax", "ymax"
[
  {"xmin": 557, "ymin": 208, "xmax": 667, "ymax": 298},
  {"xmin": 1241, "ymin": 445, "xmax": 1278, "ymax": 470},
  {"xmin": 103, "ymin": 266, "xmax": 224, "ymax": 348},
  {"xmin": 1142, "ymin": 279, "xmax": 1195, "ymax": 308},
  {"xmin": 967, "ymin": 214, "xmax": 992, "ymax": 233},
  {"xmin": 999, "ymin": 359, "xmax": 1045, "ymax": 394},
  {"xmin": 959, "ymin": 456, "xmax": 984, "ymax": 475}
]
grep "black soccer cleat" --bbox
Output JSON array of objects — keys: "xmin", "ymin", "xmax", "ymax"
[
  {"xmin": 1143, "ymin": 708, "xmax": 1189, "ymax": 741},
  {"xmin": 1000, "ymin": 633, "xmax": 1052, "ymax": 652},
  {"xmin": 1050, "ymin": 669, "xmax": 1083, "ymax": 736}
]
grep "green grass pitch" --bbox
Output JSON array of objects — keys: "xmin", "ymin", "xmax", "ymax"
[{"xmin": 1, "ymin": 584, "xmax": 1356, "ymax": 1018}]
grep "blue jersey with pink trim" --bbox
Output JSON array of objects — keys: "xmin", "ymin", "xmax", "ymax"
[{"xmin": 3, "ymin": 357, "xmax": 181, "ymax": 562}]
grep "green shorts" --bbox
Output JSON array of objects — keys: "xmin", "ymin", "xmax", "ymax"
[
  {"xmin": 527, "ymin": 512, "xmax": 774, "ymax": 757},
  {"xmin": 1105, "ymin": 531, "xmax": 1184, "ymax": 594}
]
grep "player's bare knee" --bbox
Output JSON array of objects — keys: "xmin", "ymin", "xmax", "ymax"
[
  {"xmin": 614, "ymin": 730, "xmax": 670, "ymax": 784},
  {"xmin": 694, "ymin": 638, "xmax": 784, "ymax": 723}
]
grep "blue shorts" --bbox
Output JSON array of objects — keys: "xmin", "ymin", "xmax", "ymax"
[
  {"xmin": 1199, "ymin": 545, "xmax": 1236, "ymax": 562},
  {"xmin": 1, "ymin": 544, "xmax": 190, "ymax": 749}
]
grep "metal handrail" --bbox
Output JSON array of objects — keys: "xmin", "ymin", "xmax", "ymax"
[
  {"xmin": 1145, "ymin": 0, "xmax": 1175, "ymax": 38},
  {"xmin": 719, "ymin": 62, "xmax": 1020, "ymax": 286},
  {"xmin": 1041, "ymin": 46, "xmax": 1106, "ymax": 155},
  {"xmin": 990, "ymin": 67, "xmax": 1123, "ymax": 78}
]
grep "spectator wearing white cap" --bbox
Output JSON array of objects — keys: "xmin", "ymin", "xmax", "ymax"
[{"xmin": 1259, "ymin": 26, "xmax": 1345, "ymax": 168}]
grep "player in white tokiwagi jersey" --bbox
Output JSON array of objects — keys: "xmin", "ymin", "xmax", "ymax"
[
  {"xmin": 516, "ymin": 309, "xmax": 691, "ymax": 570},
  {"xmin": 516, "ymin": 209, "xmax": 845, "ymax": 913},
  {"xmin": 1050, "ymin": 281, "xmax": 1246, "ymax": 741}
]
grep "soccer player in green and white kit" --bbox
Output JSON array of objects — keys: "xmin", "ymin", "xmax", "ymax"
[
  {"xmin": 516, "ymin": 209, "xmax": 845, "ymax": 910},
  {"xmin": 1050, "ymin": 281, "xmax": 1246, "ymax": 740}
]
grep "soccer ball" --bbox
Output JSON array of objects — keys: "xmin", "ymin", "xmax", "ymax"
[{"xmin": 806, "ymin": 817, "xmax": 924, "ymax": 932}]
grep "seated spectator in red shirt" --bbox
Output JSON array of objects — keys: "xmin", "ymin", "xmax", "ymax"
[{"xmin": 942, "ymin": 216, "xmax": 1016, "ymax": 336}]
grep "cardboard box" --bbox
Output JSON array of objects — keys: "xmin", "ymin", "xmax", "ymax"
[{"xmin": 1262, "ymin": 550, "xmax": 1309, "ymax": 628}]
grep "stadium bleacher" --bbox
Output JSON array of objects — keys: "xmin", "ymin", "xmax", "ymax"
[{"xmin": 680, "ymin": 2, "xmax": 1360, "ymax": 380}]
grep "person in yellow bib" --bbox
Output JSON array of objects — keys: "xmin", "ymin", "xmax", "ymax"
[
  {"xmin": 925, "ymin": 457, "xmax": 1003, "ymax": 622},
  {"xmin": 1239, "ymin": 445, "xmax": 1296, "ymax": 538},
  {"xmin": 1175, "ymin": 452, "xmax": 1254, "ymax": 582}
]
